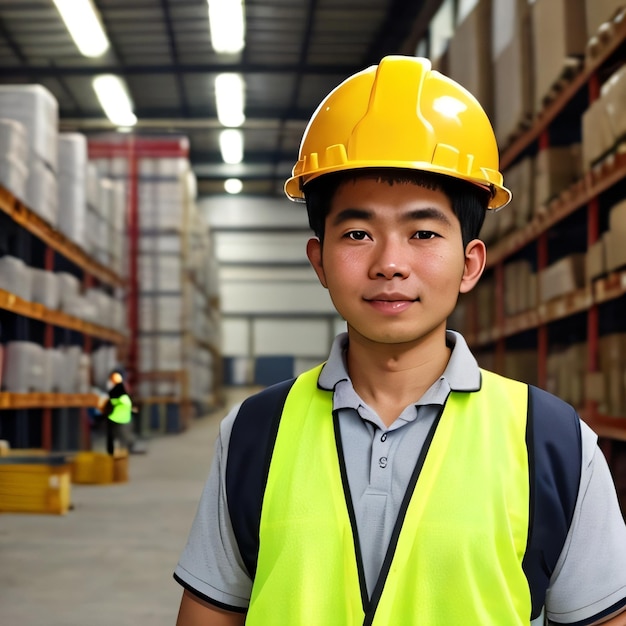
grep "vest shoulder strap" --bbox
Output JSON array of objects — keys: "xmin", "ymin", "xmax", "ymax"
[
  {"xmin": 225, "ymin": 377, "xmax": 296, "ymax": 578},
  {"xmin": 524, "ymin": 384, "xmax": 582, "ymax": 619}
]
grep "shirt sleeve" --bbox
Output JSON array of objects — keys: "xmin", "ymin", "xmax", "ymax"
[
  {"xmin": 173, "ymin": 403, "xmax": 253, "ymax": 610},
  {"xmin": 545, "ymin": 421, "xmax": 626, "ymax": 625}
]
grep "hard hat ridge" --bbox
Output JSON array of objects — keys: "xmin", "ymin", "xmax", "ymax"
[{"xmin": 285, "ymin": 55, "xmax": 511, "ymax": 210}]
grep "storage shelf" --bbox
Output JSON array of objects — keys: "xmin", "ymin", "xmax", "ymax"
[
  {"xmin": 0, "ymin": 289, "xmax": 126, "ymax": 344},
  {"xmin": 0, "ymin": 185, "xmax": 125, "ymax": 288},
  {"xmin": 0, "ymin": 392, "xmax": 100, "ymax": 410},
  {"xmin": 500, "ymin": 11, "xmax": 626, "ymax": 169},
  {"xmin": 468, "ymin": 270, "xmax": 626, "ymax": 346},
  {"xmin": 487, "ymin": 149, "xmax": 626, "ymax": 268}
]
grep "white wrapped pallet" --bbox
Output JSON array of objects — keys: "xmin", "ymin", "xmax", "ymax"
[
  {"xmin": 0, "ymin": 117, "xmax": 28, "ymax": 163},
  {"xmin": 56, "ymin": 272, "xmax": 81, "ymax": 311},
  {"xmin": 58, "ymin": 133, "xmax": 87, "ymax": 178},
  {"xmin": 86, "ymin": 162, "xmax": 100, "ymax": 210},
  {"xmin": 139, "ymin": 254, "xmax": 182, "ymax": 292},
  {"xmin": 139, "ymin": 295, "xmax": 182, "ymax": 332},
  {"xmin": 57, "ymin": 173, "xmax": 86, "ymax": 245},
  {"xmin": 57, "ymin": 346, "xmax": 81, "ymax": 393},
  {"xmin": 0, "ymin": 153, "xmax": 28, "ymax": 201},
  {"xmin": 25, "ymin": 157, "xmax": 58, "ymax": 226},
  {"xmin": 31, "ymin": 269, "xmax": 60, "ymax": 310},
  {"xmin": 0, "ymin": 84, "xmax": 59, "ymax": 172},
  {"xmin": 2, "ymin": 341, "xmax": 45, "ymax": 392},
  {"xmin": 47, "ymin": 348, "xmax": 66, "ymax": 392},
  {"xmin": 0, "ymin": 255, "xmax": 32, "ymax": 301},
  {"xmin": 92, "ymin": 345, "xmax": 118, "ymax": 389}
]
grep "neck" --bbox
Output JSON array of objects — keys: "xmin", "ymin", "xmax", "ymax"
[{"xmin": 345, "ymin": 327, "xmax": 451, "ymax": 427}]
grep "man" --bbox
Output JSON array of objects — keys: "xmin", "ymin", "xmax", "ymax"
[{"xmin": 174, "ymin": 56, "xmax": 626, "ymax": 625}]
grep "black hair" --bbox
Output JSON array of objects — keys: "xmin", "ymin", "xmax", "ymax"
[{"xmin": 303, "ymin": 168, "xmax": 490, "ymax": 247}]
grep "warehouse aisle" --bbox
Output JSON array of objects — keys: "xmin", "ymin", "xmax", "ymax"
[{"xmin": 0, "ymin": 386, "xmax": 258, "ymax": 626}]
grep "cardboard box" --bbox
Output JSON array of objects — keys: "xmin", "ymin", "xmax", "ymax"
[
  {"xmin": 504, "ymin": 157, "xmax": 534, "ymax": 228},
  {"xmin": 539, "ymin": 254, "xmax": 586, "ymax": 302},
  {"xmin": 609, "ymin": 199, "xmax": 626, "ymax": 232},
  {"xmin": 582, "ymin": 97, "xmax": 616, "ymax": 166},
  {"xmin": 604, "ymin": 230, "xmax": 626, "ymax": 272},
  {"xmin": 603, "ymin": 65, "xmax": 626, "ymax": 144},
  {"xmin": 585, "ymin": 0, "xmax": 624, "ymax": 36},
  {"xmin": 599, "ymin": 333, "xmax": 626, "ymax": 415},
  {"xmin": 493, "ymin": 5, "xmax": 533, "ymax": 145},
  {"xmin": 448, "ymin": 0, "xmax": 493, "ymax": 118},
  {"xmin": 586, "ymin": 237, "xmax": 607, "ymax": 281},
  {"xmin": 531, "ymin": 0, "xmax": 587, "ymax": 112},
  {"xmin": 534, "ymin": 145, "xmax": 583, "ymax": 209}
]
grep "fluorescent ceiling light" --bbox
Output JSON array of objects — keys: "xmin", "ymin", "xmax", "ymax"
[
  {"xmin": 207, "ymin": 0, "xmax": 245, "ymax": 53},
  {"xmin": 224, "ymin": 178, "xmax": 243, "ymax": 194},
  {"xmin": 219, "ymin": 129, "xmax": 243, "ymax": 164},
  {"xmin": 92, "ymin": 75, "xmax": 137, "ymax": 128},
  {"xmin": 215, "ymin": 73, "xmax": 245, "ymax": 127},
  {"xmin": 53, "ymin": 0, "xmax": 109, "ymax": 58}
]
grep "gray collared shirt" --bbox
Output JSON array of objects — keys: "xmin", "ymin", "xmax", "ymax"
[
  {"xmin": 175, "ymin": 331, "xmax": 626, "ymax": 624},
  {"xmin": 317, "ymin": 330, "xmax": 480, "ymax": 595}
]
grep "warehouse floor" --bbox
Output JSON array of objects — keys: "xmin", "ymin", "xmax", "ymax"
[{"xmin": 0, "ymin": 386, "xmax": 258, "ymax": 626}]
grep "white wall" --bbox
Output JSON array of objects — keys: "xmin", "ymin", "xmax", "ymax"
[{"xmin": 199, "ymin": 195, "xmax": 343, "ymax": 373}]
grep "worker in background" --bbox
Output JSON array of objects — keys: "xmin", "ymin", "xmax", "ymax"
[
  {"xmin": 174, "ymin": 56, "xmax": 626, "ymax": 625},
  {"xmin": 102, "ymin": 370, "xmax": 134, "ymax": 455}
]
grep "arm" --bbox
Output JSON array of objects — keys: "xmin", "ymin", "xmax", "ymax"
[
  {"xmin": 592, "ymin": 610, "xmax": 626, "ymax": 625},
  {"xmin": 176, "ymin": 590, "xmax": 246, "ymax": 626}
]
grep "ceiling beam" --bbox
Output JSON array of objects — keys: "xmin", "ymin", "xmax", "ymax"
[{"xmin": 0, "ymin": 62, "xmax": 357, "ymax": 78}]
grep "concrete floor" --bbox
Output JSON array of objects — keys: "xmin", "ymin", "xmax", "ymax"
[{"xmin": 0, "ymin": 387, "xmax": 257, "ymax": 626}]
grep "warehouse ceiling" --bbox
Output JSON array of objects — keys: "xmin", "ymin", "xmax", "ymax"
[{"xmin": 0, "ymin": 0, "xmax": 441, "ymax": 198}]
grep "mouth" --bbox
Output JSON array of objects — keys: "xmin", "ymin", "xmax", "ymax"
[{"xmin": 364, "ymin": 294, "xmax": 419, "ymax": 313}]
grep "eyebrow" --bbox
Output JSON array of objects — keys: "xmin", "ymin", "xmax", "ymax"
[{"xmin": 332, "ymin": 206, "xmax": 452, "ymax": 227}]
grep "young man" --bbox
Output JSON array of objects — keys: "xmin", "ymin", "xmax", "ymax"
[{"xmin": 174, "ymin": 57, "xmax": 626, "ymax": 625}]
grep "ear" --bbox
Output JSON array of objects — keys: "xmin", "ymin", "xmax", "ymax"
[
  {"xmin": 459, "ymin": 238, "xmax": 486, "ymax": 294},
  {"xmin": 306, "ymin": 237, "xmax": 328, "ymax": 288}
]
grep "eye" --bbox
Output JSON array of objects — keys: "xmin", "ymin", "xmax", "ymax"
[
  {"xmin": 345, "ymin": 230, "xmax": 370, "ymax": 241},
  {"xmin": 414, "ymin": 230, "xmax": 438, "ymax": 240}
]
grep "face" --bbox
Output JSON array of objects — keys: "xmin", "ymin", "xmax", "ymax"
[{"xmin": 306, "ymin": 177, "xmax": 485, "ymax": 348}]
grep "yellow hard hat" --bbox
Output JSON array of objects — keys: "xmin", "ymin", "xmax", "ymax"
[{"xmin": 285, "ymin": 55, "xmax": 511, "ymax": 210}]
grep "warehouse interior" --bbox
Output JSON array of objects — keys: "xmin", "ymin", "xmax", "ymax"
[{"xmin": 1, "ymin": 0, "xmax": 626, "ymax": 623}]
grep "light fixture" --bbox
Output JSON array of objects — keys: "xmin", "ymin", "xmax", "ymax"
[
  {"xmin": 215, "ymin": 73, "xmax": 245, "ymax": 127},
  {"xmin": 219, "ymin": 129, "xmax": 243, "ymax": 164},
  {"xmin": 92, "ymin": 75, "xmax": 137, "ymax": 128},
  {"xmin": 53, "ymin": 0, "xmax": 109, "ymax": 58},
  {"xmin": 224, "ymin": 178, "xmax": 243, "ymax": 194},
  {"xmin": 207, "ymin": 0, "xmax": 245, "ymax": 54}
]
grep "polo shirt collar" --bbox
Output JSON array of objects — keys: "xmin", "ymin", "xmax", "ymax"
[{"xmin": 318, "ymin": 330, "xmax": 481, "ymax": 411}]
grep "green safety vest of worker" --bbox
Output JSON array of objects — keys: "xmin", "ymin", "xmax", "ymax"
[
  {"xmin": 245, "ymin": 365, "xmax": 531, "ymax": 625},
  {"xmin": 108, "ymin": 394, "xmax": 132, "ymax": 424}
]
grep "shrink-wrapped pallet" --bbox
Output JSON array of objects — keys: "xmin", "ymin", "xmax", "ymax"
[
  {"xmin": 2, "ymin": 341, "xmax": 45, "ymax": 392},
  {"xmin": 30, "ymin": 268, "xmax": 60, "ymax": 310},
  {"xmin": 0, "ymin": 255, "xmax": 32, "ymax": 301},
  {"xmin": 0, "ymin": 84, "xmax": 58, "ymax": 171},
  {"xmin": 25, "ymin": 157, "xmax": 58, "ymax": 226},
  {"xmin": 0, "ymin": 118, "xmax": 29, "ymax": 200}
]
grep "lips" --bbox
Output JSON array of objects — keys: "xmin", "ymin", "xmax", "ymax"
[
  {"xmin": 365, "ymin": 292, "xmax": 419, "ymax": 303},
  {"xmin": 364, "ymin": 293, "xmax": 419, "ymax": 314}
]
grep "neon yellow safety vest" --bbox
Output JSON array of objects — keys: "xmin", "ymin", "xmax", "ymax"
[
  {"xmin": 108, "ymin": 394, "xmax": 132, "ymax": 424},
  {"xmin": 246, "ymin": 365, "xmax": 531, "ymax": 625}
]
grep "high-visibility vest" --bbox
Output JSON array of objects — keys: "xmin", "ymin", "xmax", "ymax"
[
  {"xmin": 108, "ymin": 394, "xmax": 132, "ymax": 424},
  {"xmin": 226, "ymin": 365, "xmax": 581, "ymax": 625}
]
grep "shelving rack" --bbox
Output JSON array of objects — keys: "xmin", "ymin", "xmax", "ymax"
[
  {"xmin": 457, "ymin": 11, "xmax": 626, "ymax": 503},
  {"xmin": 88, "ymin": 136, "xmax": 222, "ymax": 434},
  {"xmin": 0, "ymin": 183, "xmax": 126, "ymax": 451}
]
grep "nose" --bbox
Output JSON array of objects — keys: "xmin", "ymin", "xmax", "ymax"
[{"xmin": 369, "ymin": 239, "xmax": 411, "ymax": 280}]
